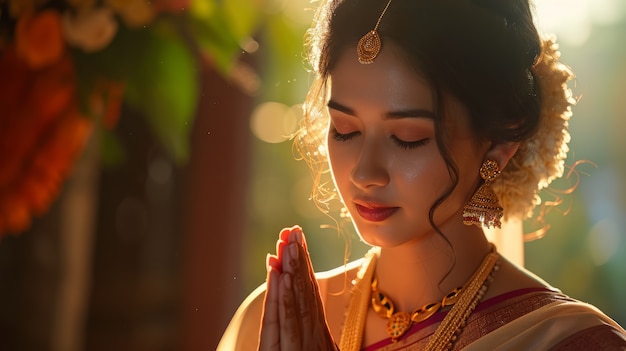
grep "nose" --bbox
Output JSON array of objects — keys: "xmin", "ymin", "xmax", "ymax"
[{"xmin": 350, "ymin": 140, "xmax": 390, "ymax": 189}]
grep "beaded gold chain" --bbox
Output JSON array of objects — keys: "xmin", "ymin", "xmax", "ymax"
[
  {"xmin": 371, "ymin": 277, "xmax": 462, "ymax": 342},
  {"xmin": 425, "ymin": 248, "xmax": 500, "ymax": 351},
  {"xmin": 339, "ymin": 246, "xmax": 500, "ymax": 351}
]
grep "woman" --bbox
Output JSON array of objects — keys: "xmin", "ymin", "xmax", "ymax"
[{"xmin": 219, "ymin": 0, "xmax": 626, "ymax": 349}]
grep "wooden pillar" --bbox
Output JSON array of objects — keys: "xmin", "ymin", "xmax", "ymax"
[{"xmin": 180, "ymin": 61, "xmax": 254, "ymax": 350}]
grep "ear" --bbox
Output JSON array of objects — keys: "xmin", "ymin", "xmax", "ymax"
[{"xmin": 485, "ymin": 141, "xmax": 520, "ymax": 170}]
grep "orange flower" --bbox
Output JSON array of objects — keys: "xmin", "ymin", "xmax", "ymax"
[
  {"xmin": 0, "ymin": 106, "xmax": 92, "ymax": 236},
  {"xmin": 0, "ymin": 47, "xmax": 30, "ymax": 117},
  {"xmin": 0, "ymin": 51, "xmax": 92, "ymax": 237},
  {"xmin": 89, "ymin": 79, "xmax": 126, "ymax": 130},
  {"xmin": 0, "ymin": 194, "xmax": 31, "ymax": 236},
  {"xmin": 15, "ymin": 9, "xmax": 66, "ymax": 69},
  {"xmin": 0, "ymin": 52, "xmax": 76, "ymax": 188},
  {"xmin": 29, "ymin": 53, "xmax": 76, "ymax": 123}
]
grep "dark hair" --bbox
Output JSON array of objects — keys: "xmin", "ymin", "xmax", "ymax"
[
  {"xmin": 301, "ymin": 0, "xmax": 544, "ymax": 234},
  {"xmin": 319, "ymin": 0, "xmax": 542, "ymax": 142}
]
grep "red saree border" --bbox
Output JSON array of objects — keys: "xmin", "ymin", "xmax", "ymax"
[{"xmin": 362, "ymin": 287, "xmax": 567, "ymax": 350}]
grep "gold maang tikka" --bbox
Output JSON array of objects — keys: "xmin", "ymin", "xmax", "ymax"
[{"xmin": 357, "ymin": 0, "xmax": 393, "ymax": 64}]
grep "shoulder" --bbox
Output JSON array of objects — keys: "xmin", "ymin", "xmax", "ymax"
[
  {"xmin": 316, "ymin": 258, "xmax": 365, "ymax": 340},
  {"xmin": 541, "ymin": 299, "xmax": 626, "ymax": 350},
  {"xmin": 315, "ymin": 257, "xmax": 364, "ymax": 286},
  {"xmin": 465, "ymin": 289, "xmax": 626, "ymax": 350},
  {"xmin": 216, "ymin": 258, "xmax": 365, "ymax": 351},
  {"xmin": 217, "ymin": 283, "xmax": 266, "ymax": 351},
  {"xmin": 549, "ymin": 320, "xmax": 626, "ymax": 350}
]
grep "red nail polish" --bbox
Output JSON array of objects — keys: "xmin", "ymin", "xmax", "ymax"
[
  {"xmin": 266, "ymin": 254, "xmax": 281, "ymax": 273},
  {"xmin": 279, "ymin": 227, "xmax": 291, "ymax": 242},
  {"xmin": 276, "ymin": 240, "xmax": 286, "ymax": 260}
]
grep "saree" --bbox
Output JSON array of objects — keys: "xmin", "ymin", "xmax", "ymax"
[{"xmin": 362, "ymin": 287, "xmax": 626, "ymax": 350}]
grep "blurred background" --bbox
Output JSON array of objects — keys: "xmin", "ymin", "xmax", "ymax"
[{"xmin": 0, "ymin": 0, "xmax": 624, "ymax": 350}]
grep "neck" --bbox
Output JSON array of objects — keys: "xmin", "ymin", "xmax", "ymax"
[{"xmin": 374, "ymin": 223, "xmax": 491, "ymax": 313}]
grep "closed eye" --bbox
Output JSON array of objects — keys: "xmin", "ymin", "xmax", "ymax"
[
  {"xmin": 391, "ymin": 135, "xmax": 430, "ymax": 150},
  {"xmin": 331, "ymin": 128, "xmax": 360, "ymax": 142}
]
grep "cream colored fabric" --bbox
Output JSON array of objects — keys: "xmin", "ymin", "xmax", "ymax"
[
  {"xmin": 217, "ymin": 269, "xmax": 625, "ymax": 351},
  {"xmin": 217, "ymin": 260, "xmax": 362, "ymax": 351},
  {"xmin": 465, "ymin": 299, "xmax": 626, "ymax": 350},
  {"xmin": 216, "ymin": 283, "xmax": 265, "ymax": 351}
]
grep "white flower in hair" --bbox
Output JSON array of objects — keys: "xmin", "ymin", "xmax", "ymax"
[{"xmin": 493, "ymin": 35, "xmax": 576, "ymax": 222}]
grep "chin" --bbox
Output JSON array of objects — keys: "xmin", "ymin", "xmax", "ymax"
[{"xmin": 354, "ymin": 225, "xmax": 403, "ymax": 248}]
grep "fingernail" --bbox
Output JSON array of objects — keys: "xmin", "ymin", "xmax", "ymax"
[
  {"xmin": 276, "ymin": 240, "xmax": 285, "ymax": 259},
  {"xmin": 279, "ymin": 228, "xmax": 291, "ymax": 242},
  {"xmin": 266, "ymin": 254, "xmax": 274, "ymax": 273},
  {"xmin": 266, "ymin": 254, "xmax": 280, "ymax": 273},
  {"xmin": 293, "ymin": 229, "xmax": 303, "ymax": 245}
]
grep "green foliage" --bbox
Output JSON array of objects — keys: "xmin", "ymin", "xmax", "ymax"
[
  {"xmin": 189, "ymin": 0, "xmax": 266, "ymax": 74},
  {"xmin": 100, "ymin": 130, "xmax": 126, "ymax": 167},
  {"xmin": 188, "ymin": 8, "xmax": 241, "ymax": 73},
  {"xmin": 122, "ymin": 20, "xmax": 198, "ymax": 163},
  {"xmin": 71, "ymin": 2, "xmax": 271, "ymax": 163}
]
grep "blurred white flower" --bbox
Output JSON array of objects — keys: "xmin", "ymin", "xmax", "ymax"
[{"xmin": 62, "ymin": 7, "xmax": 118, "ymax": 53}]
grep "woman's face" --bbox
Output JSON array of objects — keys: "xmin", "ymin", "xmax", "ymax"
[{"xmin": 326, "ymin": 45, "xmax": 489, "ymax": 247}]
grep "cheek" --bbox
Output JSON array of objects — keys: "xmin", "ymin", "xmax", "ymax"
[
  {"xmin": 393, "ymin": 153, "xmax": 454, "ymax": 211},
  {"xmin": 327, "ymin": 143, "xmax": 352, "ymax": 184},
  {"xmin": 395, "ymin": 150, "xmax": 446, "ymax": 187}
]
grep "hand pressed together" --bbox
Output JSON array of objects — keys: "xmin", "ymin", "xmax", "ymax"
[{"xmin": 258, "ymin": 226, "xmax": 337, "ymax": 351}]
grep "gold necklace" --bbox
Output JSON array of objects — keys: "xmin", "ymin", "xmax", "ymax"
[
  {"xmin": 425, "ymin": 247, "xmax": 499, "ymax": 351},
  {"xmin": 339, "ymin": 246, "xmax": 500, "ymax": 351},
  {"xmin": 371, "ymin": 277, "xmax": 462, "ymax": 342}
]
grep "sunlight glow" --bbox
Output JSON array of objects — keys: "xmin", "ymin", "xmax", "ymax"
[
  {"xmin": 587, "ymin": 219, "xmax": 620, "ymax": 266},
  {"xmin": 534, "ymin": 0, "xmax": 625, "ymax": 46},
  {"xmin": 250, "ymin": 102, "xmax": 300, "ymax": 143}
]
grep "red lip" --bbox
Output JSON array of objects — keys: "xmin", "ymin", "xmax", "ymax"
[{"xmin": 355, "ymin": 203, "xmax": 399, "ymax": 222}]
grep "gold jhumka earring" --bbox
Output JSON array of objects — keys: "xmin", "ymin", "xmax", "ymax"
[
  {"xmin": 357, "ymin": 0, "xmax": 393, "ymax": 64},
  {"xmin": 463, "ymin": 159, "xmax": 503, "ymax": 229}
]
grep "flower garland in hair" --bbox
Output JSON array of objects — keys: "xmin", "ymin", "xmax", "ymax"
[{"xmin": 493, "ymin": 35, "xmax": 576, "ymax": 223}]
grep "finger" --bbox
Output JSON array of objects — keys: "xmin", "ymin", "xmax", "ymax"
[
  {"xmin": 282, "ymin": 241, "xmax": 324, "ymax": 347},
  {"xmin": 266, "ymin": 253, "xmax": 281, "ymax": 274},
  {"xmin": 284, "ymin": 233, "xmax": 320, "ymax": 309},
  {"xmin": 287, "ymin": 226, "xmax": 306, "ymax": 250},
  {"xmin": 288, "ymin": 230, "xmax": 314, "ymax": 282},
  {"xmin": 279, "ymin": 227, "xmax": 292, "ymax": 242},
  {"xmin": 288, "ymin": 233, "xmax": 317, "ymax": 295},
  {"xmin": 276, "ymin": 237, "xmax": 287, "ymax": 263},
  {"xmin": 285, "ymin": 232, "xmax": 335, "ymax": 348},
  {"xmin": 278, "ymin": 226, "xmax": 303, "ymax": 265},
  {"xmin": 283, "ymin": 242, "xmax": 318, "ymax": 347},
  {"xmin": 259, "ymin": 266, "xmax": 281, "ymax": 351},
  {"xmin": 293, "ymin": 243, "xmax": 326, "ymax": 344},
  {"xmin": 279, "ymin": 273, "xmax": 302, "ymax": 349}
]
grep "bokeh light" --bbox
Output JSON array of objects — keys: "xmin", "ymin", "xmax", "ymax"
[
  {"xmin": 250, "ymin": 101, "xmax": 300, "ymax": 143},
  {"xmin": 535, "ymin": 0, "xmax": 625, "ymax": 46}
]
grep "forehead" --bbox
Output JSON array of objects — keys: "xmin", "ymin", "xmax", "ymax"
[{"xmin": 329, "ymin": 43, "xmax": 433, "ymax": 110}]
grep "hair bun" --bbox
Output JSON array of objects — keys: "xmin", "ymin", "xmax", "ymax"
[{"xmin": 493, "ymin": 36, "xmax": 576, "ymax": 221}]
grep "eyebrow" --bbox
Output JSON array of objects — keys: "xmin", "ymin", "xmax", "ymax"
[{"xmin": 327, "ymin": 99, "xmax": 436, "ymax": 120}]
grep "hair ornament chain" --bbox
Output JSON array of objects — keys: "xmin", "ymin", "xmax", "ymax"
[{"xmin": 357, "ymin": 0, "xmax": 393, "ymax": 64}]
